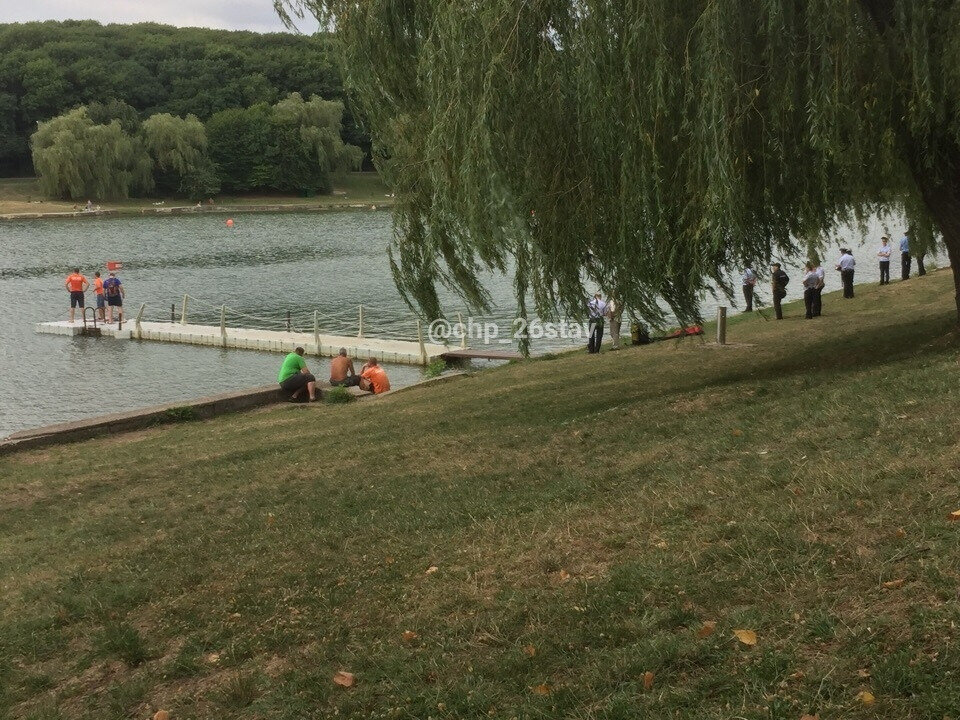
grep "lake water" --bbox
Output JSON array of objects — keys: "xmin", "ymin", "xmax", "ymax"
[{"xmin": 0, "ymin": 209, "xmax": 930, "ymax": 438}]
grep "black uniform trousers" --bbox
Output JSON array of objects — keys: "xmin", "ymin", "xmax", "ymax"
[
  {"xmin": 773, "ymin": 290, "xmax": 785, "ymax": 320},
  {"xmin": 587, "ymin": 318, "xmax": 604, "ymax": 353},
  {"xmin": 901, "ymin": 252, "xmax": 911, "ymax": 280},
  {"xmin": 803, "ymin": 288, "xmax": 816, "ymax": 319},
  {"xmin": 841, "ymin": 269, "xmax": 855, "ymax": 298}
]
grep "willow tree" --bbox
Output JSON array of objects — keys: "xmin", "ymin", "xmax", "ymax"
[
  {"xmin": 278, "ymin": 0, "xmax": 960, "ymax": 326},
  {"xmin": 32, "ymin": 107, "xmax": 153, "ymax": 200},
  {"xmin": 141, "ymin": 113, "xmax": 220, "ymax": 199},
  {"xmin": 269, "ymin": 93, "xmax": 364, "ymax": 194}
]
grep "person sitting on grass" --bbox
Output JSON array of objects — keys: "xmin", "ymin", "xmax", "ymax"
[
  {"xmin": 359, "ymin": 357, "xmax": 391, "ymax": 394},
  {"xmin": 278, "ymin": 347, "xmax": 316, "ymax": 402},
  {"xmin": 330, "ymin": 347, "xmax": 360, "ymax": 387}
]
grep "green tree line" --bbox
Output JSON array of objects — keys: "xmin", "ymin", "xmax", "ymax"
[
  {"xmin": 32, "ymin": 94, "xmax": 362, "ymax": 200},
  {"xmin": 0, "ymin": 20, "xmax": 365, "ymax": 175}
]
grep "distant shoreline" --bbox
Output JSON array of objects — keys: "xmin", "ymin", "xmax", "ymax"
[
  {"xmin": 0, "ymin": 171, "xmax": 393, "ymax": 222},
  {"xmin": 0, "ymin": 200, "xmax": 395, "ymax": 222}
]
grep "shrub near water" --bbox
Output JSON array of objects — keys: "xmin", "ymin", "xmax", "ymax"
[
  {"xmin": 324, "ymin": 385, "xmax": 353, "ymax": 404},
  {"xmin": 423, "ymin": 358, "xmax": 447, "ymax": 378}
]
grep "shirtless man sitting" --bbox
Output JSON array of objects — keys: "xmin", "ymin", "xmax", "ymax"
[{"xmin": 329, "ymin": 347, "xmax": 359, "ymax": 387}]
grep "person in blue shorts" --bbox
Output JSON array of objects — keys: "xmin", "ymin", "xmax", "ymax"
[{"xmin": 102, "ymin": 271, "xmax": 125, "ymax": 323}]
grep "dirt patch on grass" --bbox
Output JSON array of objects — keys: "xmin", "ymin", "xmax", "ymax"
[
  {"xmin": 669, "ymin": 390, "xmax": 728, "ymax": 414},
  {"xmin": 3, "ymin": 448, "xmax": 55, "ymax": 465}
]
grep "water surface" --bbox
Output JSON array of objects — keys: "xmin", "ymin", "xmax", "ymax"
[{"xmin": 0, "ymin": 210, "xmax": 929, "ymax": 437}]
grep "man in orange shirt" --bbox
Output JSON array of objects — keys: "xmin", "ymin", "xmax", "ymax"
[
  {"xmin": 92, "ymin": 271, "xmax": 105, "ymax": 321},
  {"xmin": 64, "ymin": 268, "xmax": 89, "ymax": 322},
  {"xmin": 359, "ymin": 357, "xmax": 391, "ymax": 394}
]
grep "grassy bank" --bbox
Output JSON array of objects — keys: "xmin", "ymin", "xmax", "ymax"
[
  {"xmin": 2, "ymin": 272, "xmax": 959, "ymax": 719},
  {"xmin": 0, "ymin": 173, "xmax": 390, "ymax": 216}
]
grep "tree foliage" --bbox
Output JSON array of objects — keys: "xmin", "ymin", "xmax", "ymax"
[
  {"xmin": 206, "ymin": 106, "xmax": 273, "ymax": 194},
  {"xmin": 0, "ymin": 20, "xmax": 365, "ymax": 175},
  {"xmin": 86, "ymin": 99, "xmax": 141, "ymax": 135},
  {"xmin": 31, "ymin": 93, "xmax": 360, "ymax": 200},
  {"xmin": 269, "ymin": 93, "xmax": 364, "ymax": 194},
  {"xmin": 141, "ymin": 113, "xmax": 220, "ymax": 199},
  {"xmin": 207, "ymin": 94, "xmax": 361, "ymax": 195},
  {"xmin": 278, "ymin": 0, "xmax": 960, "ymax": 325},
  {"xmin": 32, "ymin": 107, "xmax": 152, "ymax": 200}
]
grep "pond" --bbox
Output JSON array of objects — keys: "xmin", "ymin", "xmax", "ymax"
[{"xmin": 0, "ymin": 209, "xmax": 923, "ymax": 438}]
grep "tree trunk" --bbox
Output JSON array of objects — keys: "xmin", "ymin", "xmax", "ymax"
[{"xmin": 916, "ymin": 181, "xmax": 960, "ymax": 324}]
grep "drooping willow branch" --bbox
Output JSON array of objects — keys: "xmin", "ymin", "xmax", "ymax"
[{"xmin": 278, "ymin": 0, "xmax": 960, "ymax": 325}]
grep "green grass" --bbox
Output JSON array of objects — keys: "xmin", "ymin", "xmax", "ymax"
[
  {"xmin": 324, "ymin": 386, "xmax": 354, "ymax": 404},
  {"xmin": 0, "ymin": 172, "xmax": 391, "ymax": 215},
  {"xmin": 2, "ymin": 271, "xmax": 959, "ymax": 719}
]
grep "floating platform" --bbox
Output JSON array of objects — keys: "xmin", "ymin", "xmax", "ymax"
[{"xmin": 36, "ymin": 320, "xmax": 449, "ymax": 366}]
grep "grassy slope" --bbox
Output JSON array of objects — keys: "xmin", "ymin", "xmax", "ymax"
[
  {"xmin": 0, "ymin": 173, "xmax": 390, "ymax": 215},
  {"xmin": 2, "ymin": 272, "xmax": 959, "ymax": 720}
]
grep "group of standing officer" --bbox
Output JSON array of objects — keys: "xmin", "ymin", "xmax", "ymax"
[
  {"xmin": 588, "ymin": 231, "xmax": 925, "ymax": 353},
  {"xmin": 741, "ymin": 232, "xmax": 921, "ymax": 320}
]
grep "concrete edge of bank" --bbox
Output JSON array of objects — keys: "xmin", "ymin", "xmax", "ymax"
[{"xmin": 0, "ymin": 372, "xmax": 469, "ymax": 456}]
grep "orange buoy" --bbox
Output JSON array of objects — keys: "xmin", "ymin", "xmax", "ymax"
[{"xmin": 226, "ymin": 218, "xmax": 235, "ymax": 228}]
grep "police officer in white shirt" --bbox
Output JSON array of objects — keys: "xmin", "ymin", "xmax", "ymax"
[
  {"xmin": 803, "ymin": 262, "xmax": 820, "ymax": 320},
  {"xmin": 741, "ymin": 263, "xmax": 757, "ymax": 312},
  {"xmin": 836, "ymin": 248, "xmax": 856, "ymax": 299},
  {"xmin": 587, "ymin": 292, "xmax": 608, "ymax": 354},
  {"xmin": 877, "ymin": 236, "xmax": 892, "ymax": 285},
  {"xmin": 813, "ymin": 261, "xmax": 826, "ymax": 316}
]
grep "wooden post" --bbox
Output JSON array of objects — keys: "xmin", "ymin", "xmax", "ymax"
[
  {"xmin": 220, "ymin": 305, "xmax": 227, "ymax": 347},
  {"xmin": 717, "ymin": 306, "xmax": 727, "ymax": 345},
  {"xmin": 358, "ymin": 305, "xmax": 364, "ymax": 338},
  {"xmin": 135, "ymin": 303, "xmax": 145, "ymax": 339},
  {"xmin": 170, "ymin": 303, "xmax": 175, "ymax": 323},
  {"xmin": 313, "ymin": 310, "xmax": 320, "ymax": 355},
  {"xmin": 180, "ymin": 294, "xmax": 188, "ymax": 325},
  {"xmin": 286, "ymin": 310, "xmax": 291, "ymax": 332},
  {"xmin": 417, "ymin": 319, "xmax": 427, "ymax": 365},
  {"xmin": 457, "ymin": 312, "xmax": 466, "ymax": 349}
]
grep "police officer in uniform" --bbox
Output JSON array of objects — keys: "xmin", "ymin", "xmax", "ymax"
[{"xmin": 771, "ymin": 263, "xmax": 789, "ymax": 320}]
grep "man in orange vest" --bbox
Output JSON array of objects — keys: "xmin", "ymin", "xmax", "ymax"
[
  {"xmin": 64, "ymin": 268, "xmax": 89, "ymax": 322},
  {"xmin": 92, "ymin": 271, "xmax": 105, "ymax": 321}
]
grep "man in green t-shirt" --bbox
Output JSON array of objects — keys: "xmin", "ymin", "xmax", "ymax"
[{"xmin": 278, "ymin": 347, "xmax": 316, "ymax": 402}]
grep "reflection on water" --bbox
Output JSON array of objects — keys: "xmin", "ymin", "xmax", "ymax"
[{"xmin": 0, "ymin": 210, "xmax": 933, "ymax": 437}]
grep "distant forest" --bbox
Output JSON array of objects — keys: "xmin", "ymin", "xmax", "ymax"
[{"xmin": 0, "ymin": 20, "xmax": 367, "ymax": 176}]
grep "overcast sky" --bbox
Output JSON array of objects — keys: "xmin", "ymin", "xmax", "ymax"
[{"xmin": 0, "ymin": 0, "xmax": 322, "ymax": 33}]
